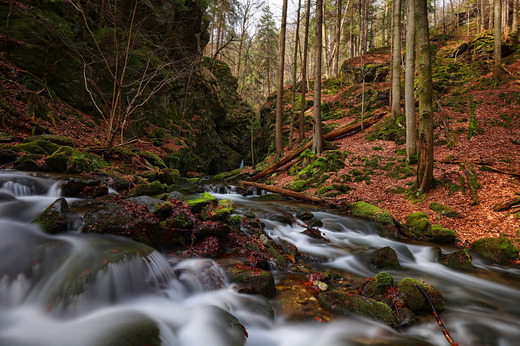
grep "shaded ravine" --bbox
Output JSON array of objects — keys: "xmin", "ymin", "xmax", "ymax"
[{"xmin": 0, "ymin": 171, "xmax": 518, "ymax": 345}]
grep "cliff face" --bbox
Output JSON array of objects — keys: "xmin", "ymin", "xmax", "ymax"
[{"xmin": 1, "ymin": 0, "xmax": 257, "ymax": 174}]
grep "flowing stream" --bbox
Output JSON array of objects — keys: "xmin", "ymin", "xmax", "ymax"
[{"xmin": 0, "ymin": 171, "xmax": 519, "ymax": 345}]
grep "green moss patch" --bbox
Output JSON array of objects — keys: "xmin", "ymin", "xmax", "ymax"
[
  {"xmin": 429, "ymin": 202, "xmax": 459, "ymax": 218},
  {"xmin": 397, "ymin": 278, "xmax": 445, "ymax": 313},
  {"xmin": 352, "ymin": 201, "xmax": 395, "ymax": 226},
  {"xmin": 470, "ymin": 237, "xmax": 519, "ymax": 265}
]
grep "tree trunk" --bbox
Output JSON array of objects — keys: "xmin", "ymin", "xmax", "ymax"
[
  {"xmin": 289, "ymin": 0, "xmax": 302, "ymax": 148},
  {"xmin": 335, "ymin": 0, "xmax": 343, "ymax": 77},
  {"xmin": 405, "ymin": 0, "xmax": 417, "ymax": 162},
  {"xmin": 513, "ymin": 0, "xmax": 519, "ymax": 33},
  {"xmin": 415, "ymin": 0, "xmax": 434, "ymax": 195},
  {"xmin": 493, "ymin": 0, "xmax": 502, "ymax": 83},
  {"xmin": 391, "ymin": 0, "xmax": 402, "ymax": 120},
  {"xmin": 299, "ymin": 0, "xmax": 312, "ymax": 143},
  {"xmin": 313, "ymin": 0, "xmax": 324, "ymax": 155},
  {"xmin": 276, "ymin": 0, "xmax": 289, "ymax": 159}
]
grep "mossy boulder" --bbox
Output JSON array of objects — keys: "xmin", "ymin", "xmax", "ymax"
[
  {"xmin": 405, "ymin": 212, "xmax": 432, "ymax": 237},
  {"xmin": 397, "ymin": 278, "xmax": 445, "ymax": 313},
  {"xmin": 185, "ymin": 192, "xmax": 218, "ymax": 213},
  {"xmin": 26, "ymin": 134, "xmax": 75, "ymax": 146},
  {"xmin": 157, "ymin": 169, "xmax": 180, "ymax": 185},
  {"xmin": 370, "ymin": 246, "xmax": 401, "ymax": 270},
  {"xmin": 14, "ymin": 154, "xmax": 42, "ymax": 171},
  {"xmin": 45, "ymin": 146, "xmax": 107, "ymax": 173},
  {"xmin": 230, "ymin": 268, "xmax": 276, "ymax": 298},
  {"xmin": 0, "ymin": 145, "xmax": 19, "ymax": 164},
  {"xmin": 429, "ymin": 202, "xmax": 459, "ymax": 218},
  {"xmin": 431, "ymin": 224, "xmax": 456, "ymax": 244},
  {"xmin": 470, "ymin": 237, "xmax": 519, "ymax": 265},
  {"xmin": 137, "ymin": 150, "xmax": 167, "ymax": 169},
  {"xmin": 441, "ymin": 249, "xmax": 474, "ymax": 270},
  {"xmin": 352, "ymin": 201, "xmax": 396, "ymax": 226},
  {"xmin": 129, "ymin": 181, "xmax": 169, "ymax": 197},
  {"xmin": 33, "ymin": 197, "xmax": 69, "ymax": 234},
  {"xmin": 362, "ymin": 272, "xmax": 394, "ymax": 300},
  {"xmin": 92, "ymin": 312, "xmax": 161, "ymax": 346},
  {"xmin": 14, "ymin": 140, "xmax": 59, "ymax": 155},
  {"xmin": 213, "ymin": 199, "xmax": 233, "ymax": 222},
  {"xmin": 318, "ymin": 290, "xmax": 398, "ymax": 328}
]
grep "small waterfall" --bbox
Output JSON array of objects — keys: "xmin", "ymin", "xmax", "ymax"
[
  {"xmin": 239, "ymin": 160, "xmax": 244, "ymax": 168},
  {"xmin": 2, "ymin": 181, "xmax": 37, "ymax": 196}
]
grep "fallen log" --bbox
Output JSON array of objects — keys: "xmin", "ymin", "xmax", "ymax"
[
  {"xmin": 238, "ymin": 180, "xmax": 333, "ymax": 206},
  {"xmin": 493, "ymin": 195, "xmax": 520, "ymax": 212},
  {"xmin": 250, "ymin": 110, "xmax": 389, "ymax": 182}
]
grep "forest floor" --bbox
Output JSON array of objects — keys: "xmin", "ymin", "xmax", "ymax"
[{"xmin": 256, "ymin": 35, "xmax": 520, "ymax": 249}]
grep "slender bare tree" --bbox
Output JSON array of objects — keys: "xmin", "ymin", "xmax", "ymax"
[
  {"xmin": 313, "ymin": 0, "xmax": 324, "ymax": 155},
  {"xmin": 405, "ymin": 0, "xmax": 417, "ymax": 162},
  {"xmin": 391, "ymin": 0, "xmax": 402, "ymax": 120},
  {"xmin": 493, "ymin": 0, "xmax": 502, "ymax": 83},
  {"xmin": 275, "ymin": 0, "xmax": 289, "ymax": 159}
]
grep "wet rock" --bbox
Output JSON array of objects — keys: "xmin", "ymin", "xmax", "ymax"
[
  {"xmin": 94, "ymin": 312, "xmax": 161, "ymax": 346},
  {"xmin": 397, "ymin": 307, "xmax": 417, "ymax": 328},
  {"xmin": 184, "ymin": 236, "xmax": 223, "ymax": 257},
  {"xmin": 0, "ymin": 145, "xmax": 19, "ymax": 164},
  {"xmin": 318, "ymin": 290, "xmax": 399, "ymax": 328},
  {"xmin": 301, "ymin": 227, "xmax": 329, "ymax": 242},
  {"xmin": 369, "ymin": 246, "xmax": 401, "ymax": 270},
  {"xmin": 175, "ymin": 178, "xmax": 205, "ymax": 194},
  {"xmin": 362, "ymin": 272, "xmax": 394, "ymax": 300},
  {"xmin": 230, "ymin": 268, "xmax": 276, "ymax": 298},
  {"xmin": 33, "ymin": 197, "xmax": 69, "ymax": 234},
  {"xmin": 61, "ymin": 178, "xmax": 108, "ymax": 198},
  {"xmin": 44, "ymin": 146, "xmax": 108, "ymax": 173},
  {"xmin": 129, "ymin": 180, "xmax": 169, "ymax": 197},
  {"xmin": 14, "ymin": 140, "xmax": 59, "ymax": 155},
  {"xmin": 269, "ymin": 213, "xmax": 293, "ymax": 225},
  {"xmin": 184, "ymin": 192, "xmax": 218, "ymax": 213},
  {"xmin": 470, "ymin": 237, "xmax": 519, "ymax": 265},
  {"xmin": 295, "ymin": 211, "xmax": 314, "ymax": 221},
  {"xmin": 397, "ymin": 278, "xmax": 445, "ymax": 314},
  {"xmin": 441, "ymin": 249, "xmax": 474, "ymax": 270},
  {"xmin": 431, "ymin": 224, "xmax": 456, "ymax": 244},
  {"xmin": 307, "ymin": 218, "xmax": 323, "ymax": 228},
  {"xmin": 201, "ymin": 199, "xmax": 234, "ymax": 222}
]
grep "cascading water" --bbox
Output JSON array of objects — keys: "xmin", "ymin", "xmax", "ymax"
[{"xmin": 1, "ymin": 170, "xmax": 520, "ymax": 345}]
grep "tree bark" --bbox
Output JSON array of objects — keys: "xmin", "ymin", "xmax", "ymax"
[
  {"xmin": 239, "ymin": 181, "xmax": 330, "ymax": 204},
  {"xmin": 335, "ymin": 0, "xmax": 343, "ymax": 77},
  {"xmin": 391, "ymin": 0, "xmax": 402, "ymax": 120},
  {"xmin": 415, "ymin": 0, "xmax": 435, "ymax": 195},
  {"xmin": 513, "ymin": 0, "xmax": 519, "ymax": 33},
  {"xmin": 493, "ymin": 0, "xmax": 502, "ymax": 83},
  {"xmin": 405, "ymin": 0, "xmax": 417, "ymax": 162},
  {"xmin": 275, "ymin": 0, "xmax": 289, "ymax": 159},
  {"xmin": 313, "ymin": 0, "xmax": 324, "ymax": 155},
  {"xmin": 289, "ymin": 0, "xmax": 302, "ymax": 148},
  {"xmin": 299, "ymin": 0, "xmax": 312, "ymax": 143}
]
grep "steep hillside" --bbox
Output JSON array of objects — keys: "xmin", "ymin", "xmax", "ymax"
[
  {"xmin": 0, "ymin": 0, "xmax": 266, "ymax": 174},
  {"xmin": 244, "ymin": 33, "xmax": 520, "ymax": 247}
]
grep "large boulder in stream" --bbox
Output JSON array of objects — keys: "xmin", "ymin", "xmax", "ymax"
[
  {"xmin": 318, "ymin": 290, "xmax": 399, "ymax": 328},
  {"xmin": 369, "ymin": 246, "xmax": 401, "ymax": 270},
  {"xmin": 470, "ymin": 237, "xmax": 519, "ymax": 265},
  {"xmin": 397, "ymin": 278, "xmax": 445, "ymax": 314},
  {"xmin": 230, "ymin": 267, "xmax": 276, "ymax": 298},
  {"xmin": 33, "ymin": 197, "xmax": 69, "ymax": 234}
]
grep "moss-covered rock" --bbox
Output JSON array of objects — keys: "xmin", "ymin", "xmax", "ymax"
[
  {"xmin": 405, "ymin": 212, "xmax": 432, "ymax": 237},
  {"xmin": 185, "ymin": 192, "xmax": 218, "ymax": 213},
  {"xmin": 157, "ymin": 169, "xmax": 180, "ymax": 185},
  {"xmin": 14, "ymin": 154, "xmax": 42, "ymax": 171},
  {"xmin": 14, "ymin": 140, "xmax": 59, "ymax": 155},
  {"xmin": 26, "ymin": 134, "xmax": 75, "ymax": 146},
  {"xmin": 33, "ymin": 197, "xmax": 69, "ymax": 234},
  {"xmin": 129, "ymin": 181, "xmax": 169, "ymax": 197},
  {"xmin": 352, "ymin": 201, "xmax": 396, "ymax": 226},
  {"xmin": 137, "ymin": 150, "xmax": 167, "ymax": 169},
  {"xmin": 429, "ymin": 202, "xmax": 459, "ymax": 218},
  {"xmin": 369, "ymin": 246, "xmax": 401, "ymax": 269},
  {"xmin": 442, "ymin": 249, "xmax": 474, "ymax": 270},
  {"xmin": 431, "ymin": 224, "xmax": 456, "ymax": 244},
  {"xmin": 362, "ymin": 272, "xmax": 394, "ymax": 300},
  {"xmin": 61, "ymin": 177, "xmax": 108, "ymax": 198},
  {"xmin": 230, "ymin": 268, "xmax": 276, "ymax": 298},
  {"xmin": 318, "ymin": 290, "xmax": 398, "ymax": 328},
  {"xmin": 45, "ymin": 146, "xmax": 107, "ymax": 173},
  {"xmin": 93, "ymin": 312, "xmax": 161, "ymax": 346},
  {"xmin": 397, "ymin": 278, "xmax": 445, "ymax": 313},
  {"xmin": 470, "ymin": 237, "xmax": 519, "ymax": 265}
]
